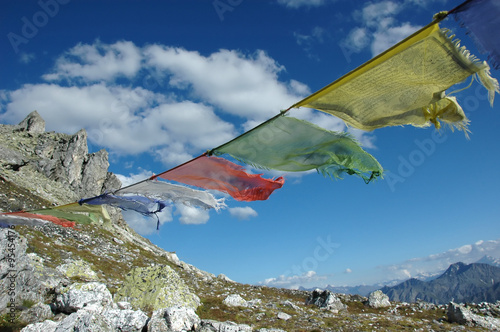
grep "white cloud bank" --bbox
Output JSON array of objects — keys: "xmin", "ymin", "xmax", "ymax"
[
  {"xmin": 259, "ymin": 270, "xmax": 327, "ymax": 289},
  {"xmin": 228, "ymin": 207, "xmax": 258, "ymax": 220}
]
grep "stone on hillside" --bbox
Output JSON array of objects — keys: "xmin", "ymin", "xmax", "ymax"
[
  {"xmin": 367, "ymin": 290, "xmax": 391, "ymax": 308},
  {"xmin": 17, "ymin": 111, "xmax": 45, "ymax": 134},
  {"xmin": 147, "ymin": 306, "xmax": 200, "ymax": 332},
  {"xmin": 447, "ymin": 302, "xmax": 500, "ymax": 330},
  {"xmin": 54, "ymin": 305, "xmax": 114, "ymax": 331},
  {"xmin": 223, "ymin": 294, "xmax": 247, "ymax": 307},
  {"xmin": 56, "ymin": 259, "xmax": 98, "ymax": 281},
  {"xmin": 277, "ymin": 312, "xmax": 292, "ymax": 321},
  {"xmin": 21, "ymin": 320, "xmax": 58, "ymax": 332},
  {"xmin": 102, "ymin": 307, "xmax": 149, "ymax": 332},
  {"xmin": 18, "ymin": 303, "xmax": 54, "ymax": 325},
  {"xmin": 217, "ymin": 273, "xmax": 234, "ymax": 282},
  {"xmin": 198, "ymin": 319, "xmax": 252, "ymax": 332},
  {"xmin": 55, "ymin": 282, "xmax": 113, "ymax": 313},
  {"xmin": 114, "ymin": 265, "xmax": 200, "ymax": 311},
  {"xmin": 257, "ymin": 329, "xmax": 287, "ymax": 332},
  {"xmin": 306, "ymin": 289, "xmax": 346, "ymax": 312}
]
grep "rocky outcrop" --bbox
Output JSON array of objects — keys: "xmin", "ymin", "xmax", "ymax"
[
  {"xmin": 114, "ymin": 265, "xmax": 201, "ymax": 311},
  {"xmin": 448, "ymin": 302, "xmax": 500, "ymax": 330},
  {"xmin": 0, "ymin": 111, "xmax": 121, "ymax": 208},
  {"xmin": 223, "ymin": 294, "xmax": 247, "ymax": 307},
  {"xmin": 147, "ymin": 306, "xmax": 200, "ymax": 332},
  {"xmin": 305, "ymin": 289, "xmax": 347, "ymax": 312}
]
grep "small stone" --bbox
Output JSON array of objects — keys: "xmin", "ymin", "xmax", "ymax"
[
  {"xmin": 277, "ymin": 312, "xmax": 292, "ymax": 321},
  {"xmin": 223, "ymin": 294, "xmax": 247, "ymax": 307}
]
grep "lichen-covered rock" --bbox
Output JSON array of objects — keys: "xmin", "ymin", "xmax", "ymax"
[
  {"xmin": 147, "ymin": 306, "xmax": 200, "ymax": 332},
  {"xmin": 56, "ymin": 259, "xmax": 98, "ymax": 281},
  {"xmin": 55, "ymin": 282, "xmax": 113, "ymax": 313},
  {"xmin": 305, "ymin": 289, "xmax": 346, "ymax": 312},
  {"xmin": 102, "ymin": 307, "xmax": 149, "ymax": 332},
  {"xmin": 223, "ymin": 294, "xmax": 247, "ymax": 307},
  {"xmin": 114, "ymin": 265, "xmax": 200, "ymax": 311},
  {"xmin": 198, "ymin": 319, "xmax": 252, "ymax": 332},
  {"xmin": 367, "ymin": 290, "xmax": 391, "ymax": 308}
]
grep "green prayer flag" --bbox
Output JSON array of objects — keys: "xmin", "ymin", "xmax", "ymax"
[{"xmin": 211, "ymin": 116, "xmax": 383, "ymax": 183}]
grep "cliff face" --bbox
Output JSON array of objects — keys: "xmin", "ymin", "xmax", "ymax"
[{"xmin": 1, "ymin": 112, "xmax": 500, "ymax": 331}]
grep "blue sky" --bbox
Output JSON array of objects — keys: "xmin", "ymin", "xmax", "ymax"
[{"xmin": 1, "ymin": 0, "xmax": 499, "ymax": 289}]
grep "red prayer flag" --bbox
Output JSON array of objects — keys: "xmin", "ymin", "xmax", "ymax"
[
  {"xmin": 4, "ymin": 212, "xmax": 76, "ymax": 228},
  {"xmin": 153, "ymin": 155, "xmax": 284, "ymax": 202}
]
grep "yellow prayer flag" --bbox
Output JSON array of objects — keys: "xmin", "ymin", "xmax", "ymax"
[{"xmin": 293, "ymin": 23, "xmax": 498, "ymax": 134}]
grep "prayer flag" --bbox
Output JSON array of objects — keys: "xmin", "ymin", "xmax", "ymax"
[
  {"xmin": 212, "ymin": 115, "xmax": 382, "ymax": 183},
  {"xmin": 153, "ymin": 155, "xmax": 285, "ymax": 202},
  {"xmin": 451, "ymin": 0, "xmax": 500, "ymax": 70},
  {"xmin": 116, "ymin": 180, "xmax": 226, "ymax": 211},
  {"xmin": 293, "ymin": 23, "xmax": 499, "ymax": 133}
]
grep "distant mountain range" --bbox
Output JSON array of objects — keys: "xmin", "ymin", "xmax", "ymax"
[
  {"xmin": 381, "ymin": 261, "xmax": 500, "ymax": 304},
  {"xmin": 303, "ymin": 255, "xmax": 500, "ymax": 299}
]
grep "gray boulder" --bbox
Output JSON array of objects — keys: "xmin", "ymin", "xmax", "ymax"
[
  {"xmin": 114, "ymin": 265, "xmax": 200, "ymax": 311},
  {"xmin": 448, "ymin": 302, "xmax": 500, "ymax": 330},
  {"xmin": 21, "ymin": 320, "xmax": 58, "ymax": 332},
  {"xmin": 367, "ymin": 290, "xmax": 391, "ymax": 308},
  {"xmin": 198, "ymin": 319, "xmax": 252, "ymax": 332},
  {"xmin": 55, "ymin": 282, "xmax": 113, "ymax": 313},
  {"xmin": 305, "ymin": 289, "xmax": 346, "ymax": 312},
  {"xmin": 147, "ymin": 306, "xmax": 200, "ymax": 332},
  {"xmin": 54, "ymin": 305, "xmax": 114, "ymax": 331},
  {"xmin": 18, "ymin": 303, "xmax": 54, "ymax": 325},
  {"xmin": 102, "ymin": 307, "xmax": 149, "ymax": 332},
  {"xmin": 223, "ymin": 294, "xmax": 247, "ymax": 307},
  {"xmin": 277, "ymin": 312, "xmax": 292, "ymax": 321}
]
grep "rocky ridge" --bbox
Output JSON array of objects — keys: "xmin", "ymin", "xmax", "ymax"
[{"xmin": 1, "ymin": 112, "xmax": 500, "ymax": 331}]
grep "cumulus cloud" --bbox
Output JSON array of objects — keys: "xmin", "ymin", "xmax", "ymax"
[
  {"xmin": 144, "ymin": 46, "xmax": 302, "ymax": 123},
  {"xmin": 228, "ymin": 207, "xmax": 258, "ymax": 220},
  {"xmin": 43, "ymin": 40, "xmax": 142, "ymax": 82},
  {"xmin": 259, "ymin": 270, "xmax": 327, "ymax": 289},
  {"xmin": 342, "ymin": 1, "xmax": 422, "ymax": 58},
  {"xmin": 344, "ymin": 268, "xmax": 352, "ymax": 274},
  {"xmin": 175, "ymin": 204, "xmax": 211, "ymax": 225}
]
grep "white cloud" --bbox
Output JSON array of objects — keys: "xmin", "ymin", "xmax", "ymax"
[
  {"xmin": 343, "ymin": 1, "xmax": 422, "ymax": 58},
  {"xmin": 277, "ymin": 0, "xmax": 327, "ymax": 9},
  {"xmin": 145, "ymin": 46, "xmax": 302, "ymax": 123},
  {"xmin": 344, "ymin": 268, "xmax": 352, "ymax": 274},
  {"xmin": 43, "ymin": 40, "xmax": 142, "ymax": 82},
  {"xmin": 175, "ymin": 204, "xmax": 210, "ymax": 225},
  {"xmin": 371, "ymin": 23, "xmax": 421, "ymax": 55},
  {"xmin": 228, "ymin": 207, "xmax": 258, "ymax": 220},
  {"xmin": 115, "ymin": 170, "xmax": 153, "ymax": 188},
  {"xmin": 259, "ymin": 270, "xmax": 326, "ymax": 289}
]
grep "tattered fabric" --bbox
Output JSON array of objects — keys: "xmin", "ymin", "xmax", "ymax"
[
  {"xmin": 33, "ymin": 203, "xmax": 112, "ymax": 225},
  {"xmin": 451, "ymin": 0, "xmax": 500, "ymax": 70},
  {"xmin": 153, "ymin": 155, "xmax": 285, "ymax": 202},
  {"xmin": 80, "ymin": 194, "xmax": 167, "ymax": 216},
  {"xmin": 2, "ymin": 212, "xmax": 75, "ymax": 228},
  {"xmin": 293, "ymin": 23, "xmax": 499, "ymax": 134},
  {"xmin": 212, "ymin": 116, "xmax": 383, "ymax": 183},
  {"xmin": 116, "ymin": 180, "xmax": 226, "ymax": 211}
]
